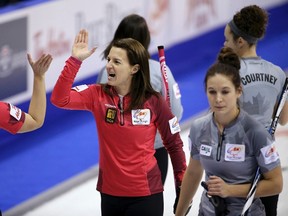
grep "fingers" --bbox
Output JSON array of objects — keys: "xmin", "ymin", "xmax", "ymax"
[
  {"xmin": 208, "ymin": 175, "xmax": 219, "ymax": 180},
  {"xmin": 74, "ymin": 29, "xmax": 82, "ymax": 44},
  {"xmin": 72, "ymin": 29, "xmax": 97, "ymax": 61},
  {"xmin": 36, "ymin": 54, "xmax": 52, "ymax": 66},
  {"xmin": 41, "ymin": 54, "xmax": 53, "ymax": 70},
  {"xmin": 28, "ymin": 53, "xmax": 53, "ymax": 75},
  {"xmin": 83, "ymin": 29, "xmax": 88, "ymax": 43},
  {"xmin": 208, "ymin": 175, "xmax": 221, "ymax": 184},
  {"xmin": 75, "ymin": 29, "xmax": 88, "ymax": 43},
  {"xmin": 41, "ymin": 54, "xmax": 52, "ymax": 64},
  {"xmin": 38, "ymin": 54, "xmax": 53, "ymax": 72},
  {"xmin": 207, "ymin": 176, "xmax": 221, "ymax": 191}
]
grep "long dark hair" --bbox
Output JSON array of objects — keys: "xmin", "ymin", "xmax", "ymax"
[{"xmin": 103, "ymin": 14, "xmax": 151, "ymax": 59}]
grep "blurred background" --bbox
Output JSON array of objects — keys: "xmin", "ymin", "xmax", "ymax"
[{"xmin": 1, "ymin": 0, "xmax": 288, "ymax": 215}]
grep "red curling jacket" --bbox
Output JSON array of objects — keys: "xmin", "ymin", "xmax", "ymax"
[
  {"xmin": 0, "ymin": 102, "xmax": 25, "ymax": 134},
  {"xmin": 51, "ymin": 57, "xmax": 186, "ymax": 196}
]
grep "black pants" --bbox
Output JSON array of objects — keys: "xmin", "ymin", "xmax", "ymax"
[
  {"xmin": 100, "ymin": 192, "xmax": 163, "ymax": 216},
  {"xmin": 154, "ymin": 147, "xmax": 169, "ymax": 185},
  {"xmin": 260, "ymin": 194, "xmax": 279, "ymax": 216}
]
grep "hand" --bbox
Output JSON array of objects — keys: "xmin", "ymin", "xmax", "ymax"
[
  {"xmin": 201, "ymin": 181, "xmax": 228, "ymax": 215},
  {"xmin": 173, "ymin": 187, "xmax": 192, "ymax": 215},
  {"xmin": 27, "ymin": 53, "xmax": 53, "ymax": 77},
  {"xmin": 207, "ymin": 175, "xmax": 229, "ymax": 198},
  {"xmin": 72, "ymin": 29, "xmax": 97, "ymax": 61}
]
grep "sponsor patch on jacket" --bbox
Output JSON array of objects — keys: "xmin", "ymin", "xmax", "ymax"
[
  {"xmin": 260, "ymin": 142, "xmax": 279, "ymax": 164},
  {"xmin": 9, "ymin": 103, "xmax": 22, "ymax": 121},
  {"xmin": 72, "ymin": 84, "xmax": 88, "ymax": 92},
  {"xmin": 131, "ymin": 109, "xmax": 150, "ymax": 125},
  {"xmin": 173, "ymin": 83, "xmax": 181, "ymax": 99},
  {"xmin": 169, "ymin": 116, "xmax": 181, "ymax": 134},
  {"xmin": 200, "ymin": 144, "xmax": 212, "ymax": 156},
  {"xmin": 224, "ymin": 144, "xmax": 245, "ymax": 161},
  {"xmin": 105, "ymin": 104, "xmax": 117, "ymax": 108},
  {"xmin": 105, "ymin": 108, "xmax": 117, "ymax": 124}
]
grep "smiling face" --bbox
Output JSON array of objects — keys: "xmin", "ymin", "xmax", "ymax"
[
  {"xmin": 206, "ymin": 73, "xmax": 241, "ymax": 123},
  {"xmin": 106, "ymin": 46, "xmax": 139, "ymax": 96}
]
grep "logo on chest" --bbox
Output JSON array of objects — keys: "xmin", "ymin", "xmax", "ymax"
[
  {"xmin": 131, "ymin": 109, "xmax": 150, "ymax": 125},
  {"xmin": 105, "ymin": 108, "xmax": 117, "ymax": 124},
  {"xmin": 200, "ymin": 144, "xmax": 212, "ymax": 156},
  {"xmin": 225, "ymin": 144, "xmax": 245, "ymax": 161}
]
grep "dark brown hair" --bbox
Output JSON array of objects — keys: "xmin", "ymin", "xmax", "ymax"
[
  {"xmin": 232, "ymin": 5, "xmax": 268, "ymax": 44},
  {"xmin": 204, "ymin": 47, "xmax": 241, "ymax": 91},
  {"xmin": 103, "ymin": 14, "xmax": 151, "ymax": 59}
]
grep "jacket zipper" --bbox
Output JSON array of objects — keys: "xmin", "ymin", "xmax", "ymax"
[
  {"xmin": 216, "ymin": 128, "xmax": 225, "ymax": 162},
  {"xmin": 118, "ymin": 96, "xmax": 124, "ymax": 126}
]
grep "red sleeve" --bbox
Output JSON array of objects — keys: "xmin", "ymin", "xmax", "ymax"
[
  {"xmin": 153, "ymin": 96, "xmax": 187, "ymax": 188},
  {"xmin": 0, "ymin": 102, "xmax": 25, "ymax": 134},
  {"xmin": 50, "ymin": 57, "xmax": 94, "ymax": 111}
]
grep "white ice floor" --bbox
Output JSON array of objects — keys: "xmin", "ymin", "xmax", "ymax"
[{"xmin": 21, "ymin": 125, "xmax": 288, "ymax": 216}]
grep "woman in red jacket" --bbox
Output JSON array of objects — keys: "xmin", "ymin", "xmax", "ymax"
[{"xmin": 51, "ymin": 29, "xmax": 186, "ymax": 216}]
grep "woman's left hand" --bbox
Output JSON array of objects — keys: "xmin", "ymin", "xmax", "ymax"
[{"xmin": 206, "ymin": 175, "xmax": 230, "ymax": 198}]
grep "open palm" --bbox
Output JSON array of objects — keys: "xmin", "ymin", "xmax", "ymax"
[{"xmin": 72, "ymin": 29, "xmax": 96, "ymax": 61}]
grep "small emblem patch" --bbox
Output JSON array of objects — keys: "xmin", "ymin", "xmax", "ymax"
[
  {"xmin": 9, "ymin": 103, "xmax": 22, "ymax": 121},
  {"xmin": 169, "ymin": 116, "xmax": 181, "ymax": 134},
  {"xmin": 72, "ymin": 84, "xmax": 88, "ymax": 92},
  {"xmin": 106, "ymin": 108, "xmax": 117, "ymax": 124}
]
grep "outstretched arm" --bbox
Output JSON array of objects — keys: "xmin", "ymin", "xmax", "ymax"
[{"xmin": 18, "ymin": 53, "xmax": 52, "ymax": 133}]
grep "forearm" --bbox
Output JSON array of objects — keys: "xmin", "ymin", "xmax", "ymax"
[
  {"xmin": 157, "ymin": 97, "xmax": 186, "ymax": 187},
  {"xmin": 176, "ymin": 173, "xmax": 202, "ymax": 216},
  {"xmin": 255, "ymin": 167, "xmax": 283, "ymax": 197},
  {"xmin": 226, "ymin": 180, "xmax": 282, "ymax": 199},
  {"xmin": 29, "ymin": 74, "xmax": 46, "ymax": 124},
  {"xmin": 19, "ymin": 75, "xmax": 46, "ymax": 132},
  {"xmin": 176, "ymin": 158, "xmax": 203, "ymax": 216},
  {"xmin": 51, "ymin": 57, "xmax": 80, "ymax": 107},
  {"xmin": 225, "ymin": 183, "xmax": 251, "ymax": 198},
  {"xmin": 225, "ymin": 167, "xmax": 283, "ymax": 198},
  {"xmin": 169, "ymin": 141, "xmax": 187, "ymax": 187}
]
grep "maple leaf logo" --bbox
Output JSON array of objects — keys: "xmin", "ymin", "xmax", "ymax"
[{"xmin": 241, "ymin": 93, "xmax": 270, "ymax": 115}]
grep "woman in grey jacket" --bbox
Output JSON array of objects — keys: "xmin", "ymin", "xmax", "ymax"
[{"xmin": 224, "ymin": 5, "xmax": 288, "ymax": 215}]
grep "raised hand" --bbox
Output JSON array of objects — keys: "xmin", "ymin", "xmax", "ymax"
[
  {"xmin": 27, "ymin": 53, "xmax": 53, "ymax": 77},
  {"xmin": 72, "ymin": 29, "xmax": 97, "ymax": 61}
]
